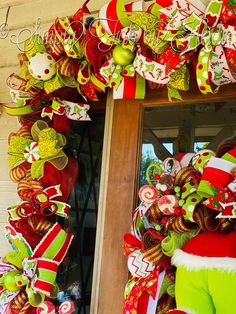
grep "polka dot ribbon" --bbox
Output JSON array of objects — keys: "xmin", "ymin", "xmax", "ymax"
[{"xmin": 100, "ymin": 57, "xmax": 135, "ymax": 89}]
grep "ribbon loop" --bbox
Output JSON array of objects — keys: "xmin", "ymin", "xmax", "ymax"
[{"xmin": 1, "ymin": 223, "xmax": 73, "ymax": 309}]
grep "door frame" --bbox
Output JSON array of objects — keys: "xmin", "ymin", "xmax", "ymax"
[{"xmin": 91, "ymin": 84, "xmax": 236, "ymax": 313}]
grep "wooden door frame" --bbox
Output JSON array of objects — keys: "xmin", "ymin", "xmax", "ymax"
[{"xmin": 91, "ymin": 84, "xmax": 236, "ymax": 313}]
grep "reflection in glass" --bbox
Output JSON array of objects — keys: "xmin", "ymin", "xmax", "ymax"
[{"xmin": 140, "ymin": 100, "xmax": 236, "ymax": 186}]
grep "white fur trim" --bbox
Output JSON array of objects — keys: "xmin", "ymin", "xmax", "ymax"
[
  {"xmin": 207, "ymin": 157, "xmax": 235, "ymax": 173},
  {"xmin": 172, "ymin": 249, "xmax": 236, "ymax": 272}
]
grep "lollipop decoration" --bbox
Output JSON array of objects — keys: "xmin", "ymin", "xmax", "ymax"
[{"xmin": 58, "ymin": 300, "xmax": 75, "ymax": 314}]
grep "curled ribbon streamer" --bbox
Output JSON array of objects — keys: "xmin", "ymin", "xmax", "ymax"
[
  {"xmin": 141, "ymin": 232, "xmax": 164, "ymax": 264},
  {"xmin": 193, "ymin": 206, "xmax": 220, "ymax": 231},
  {"xmin": 27, "ymin": 215, "xmax": 52, "ymax": 234},
  {"xmin": 16, "ymin": 170, "xmax": 44, "ymax": 201},
  {"xmin": 8, "ymin": 184, "xmax": 71, "ymax": 220},
  {"xmin": 146, "ymin": 162, "xmax": 163, "ymax": 186},
  {"xmin": 161, "ymin": 231, "xmax": 198, "ymax": 257},
  {"xmin": 163, "ymin": 158, "xmax": 181, "ymax": 177},
  {"xmin": 162, "ymin": 216, "xmax": 199, "ymax": 233}
]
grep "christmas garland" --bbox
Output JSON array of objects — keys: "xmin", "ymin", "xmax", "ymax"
[
  {"xmin": 2, "ymin": 0, "xmax": 236, "ymax": 115},
  {"xmin": 123, "ymin": 147, "xmax": 236, "ymax": 313},
  {"xmin": 1, "ymin": 0, "xmax": 236, "ymax": 312},
  {"xmin": 0, "ymin": 114, "xmax": 79, "ymax": 312}
]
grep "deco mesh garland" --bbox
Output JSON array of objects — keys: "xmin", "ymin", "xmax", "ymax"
[{"xmin": 1, "ymin": 0, "xmax": 236, "ymax": 313}]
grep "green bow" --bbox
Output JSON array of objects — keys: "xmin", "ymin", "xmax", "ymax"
[
  {"xmin": 8, "ymin": 120, "xmax": 68, "ymax": 179},
  {"xmin": 100, "ymin": 57, "xmax": 135, "ymax": 90},
  {"xmin": 17, "ymin": 35, "xmax": 78, "ymax": 94}
]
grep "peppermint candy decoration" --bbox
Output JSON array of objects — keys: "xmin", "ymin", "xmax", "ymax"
[
  {"xmin": 128, "ymin": 249, "xmax": 155, "ymax": 278},
  {"xmin": 138, "ymin": 185, "xmax": 157, "ymax": 203},
  {"xmin": 158, "ymin": 195, "xmax": 180, "ymax": 216},
  {"xmin": 24, "ymin": 142, "xmax": 40, "ymax": 163},
  {"xmin": 36, "ymin": 301, "xmax": 56, "ymax": 314},
  {"xmin": 59, "ymin": 301, "xmax": 75, "ymax": 314}
]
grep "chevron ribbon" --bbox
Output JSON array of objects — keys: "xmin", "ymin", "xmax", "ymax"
[{"xmin": 123, "ymin": 268, "xmax": 160, "ymax": 314}]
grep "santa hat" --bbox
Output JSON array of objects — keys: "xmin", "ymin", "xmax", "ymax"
[
  {"xmin": 99, "ymin": 0, "xmax": 143, "ymax": 35},
  {"xmin": 197, "ymin": 147, "xmax": 236, "ymax": 198},
  {"xmin": 172, "ymin": 231, "xmax": 236, "ymax": 271}
]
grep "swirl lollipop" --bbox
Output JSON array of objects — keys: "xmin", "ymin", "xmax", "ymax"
[
  {"xmin": 36, "ymin": 301, "xmax": 56, "ymax": 314},
  {"xmin": 59, "ymin": 301, "xmax": 75, "ymax": 314},
  {"xmin": 138, "ymin": 185, "xmax": 158, "ymax": 203},
  {"xmin": 158, "ymin": 195, "xmax": 180, "ymax": 216}
]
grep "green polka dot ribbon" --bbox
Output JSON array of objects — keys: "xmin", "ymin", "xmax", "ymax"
[
  {"xmin": 54, "ymin": 17, "xmax": 84, "ymax": 59},
  {"xmin": 196, "ymin": 48, "xmax": 220, "ymax": 94},
  {"xmin": 182, "ymin": 192, "xmax": 202, "ymax": 222},
  {"xmin": 8, "ymin": 120, "xmax": 68, "ymax": 180},
  {"xmin": 100, "ymin": 57, "xmax": 135, "ymax": 89},
  {"xmin": 95, "ymin": 21, "xmax": 120, "ymax": 46}
]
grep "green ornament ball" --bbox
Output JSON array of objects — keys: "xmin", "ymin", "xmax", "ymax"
[
  {"xmin": 4, "ymin": 270, "xmax": 21, "ymax": 292},
  {"xmin": 112, "ymin": 46, "xmax": 135, "ymax": 66}
]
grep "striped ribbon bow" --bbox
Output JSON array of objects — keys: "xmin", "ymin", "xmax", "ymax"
[{"xmin": 0, "ymin": 223, "xmax": 73, "ymax": 312}]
